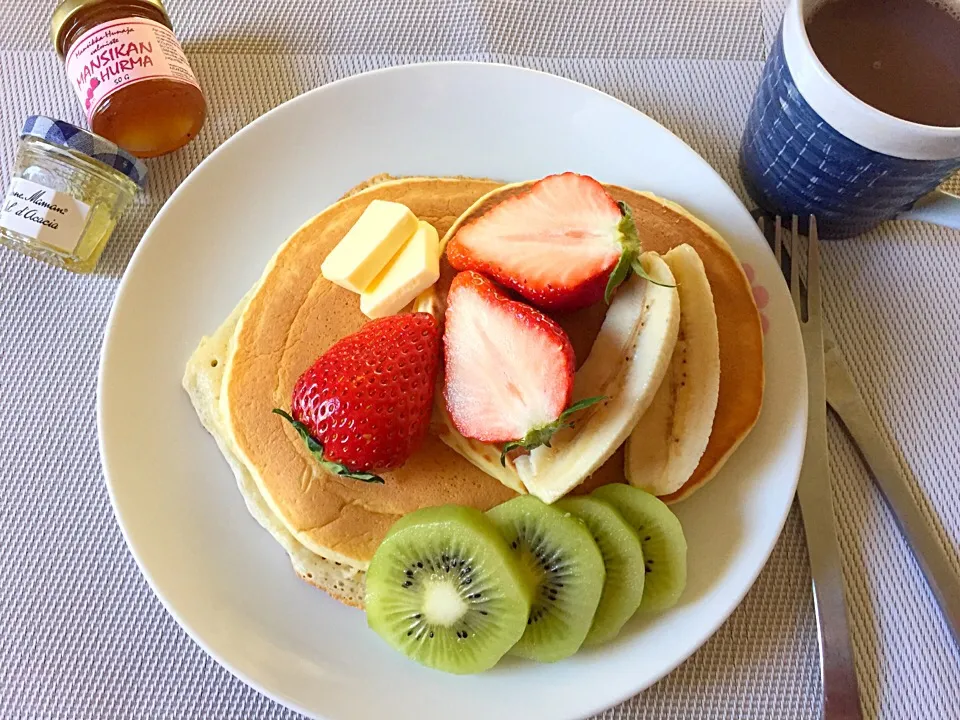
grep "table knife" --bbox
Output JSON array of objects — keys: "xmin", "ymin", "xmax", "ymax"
[{"xmin": 824, "ymin": 326, "xmax": 960, "ymax": 647}]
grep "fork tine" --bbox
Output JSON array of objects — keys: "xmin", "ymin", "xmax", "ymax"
[
  {"xmin": 807, "ymin": 216, "xmax": 821, "ymax": 320},
  {"xmin": 790, "ymin": 215, "xmax": 802, "ymax": 318}
]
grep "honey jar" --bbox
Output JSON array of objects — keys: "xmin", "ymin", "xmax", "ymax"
[
  {"xmin": 0, "ymin": 116, "xmax": 146, "ymax": 274},
  {"xmin": 51, "ymin": 0, "xmax": 207, "ymax": 158}
]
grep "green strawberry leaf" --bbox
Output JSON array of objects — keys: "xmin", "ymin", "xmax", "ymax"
[
  {"xmin": 500, "ymin": 440, "xmax": 524, "ymax": 467},
  {"xmin": 327, "ymin": 467, "xmax": 385, "ymax": 483},
  {"xmin": 499, "ymin": 395, "xmax": 607, "ymax": 466},
  {"xmin": 630, "ymin": 257, "xmax": 677, "ymax": 289},
  {"xmin": 605, "ymin": 202, "xmax": 641, "ymax": 304},
  {"xmin": 272, "ymin": 409, "xmax": 385, "ymax": 484},
  {"xmin": 607, "ymin": 201, "xmax": 676, "ymax": 294},
  {"xmin": 605, "ymin": 247, "xmax": 635, "ymax": 304},
  {"xmin": 559, "ymin": 395, "xmax": 606, "ymax": 420}
]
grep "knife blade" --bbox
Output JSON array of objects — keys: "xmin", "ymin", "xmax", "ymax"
[{"xmin": 824, "ymin": 326, "xmax": 960, "ymax": 647}]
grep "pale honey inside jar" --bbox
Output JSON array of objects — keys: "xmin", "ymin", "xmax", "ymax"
[
  {"xmin": 0, "ymin": 116, "xmax": 146, "ymax": 274},
  {"xmin": 51, "ymin": 0, "xmax": 207, "ymax": 158}
]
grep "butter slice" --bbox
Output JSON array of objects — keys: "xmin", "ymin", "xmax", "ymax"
[
  {"xmin": 360, "ymin": 221, "xmax": 440, "ymax": 319},
  {"xmin": 321, "ymin": 200, "xmax": 419, "ymax": 293}
]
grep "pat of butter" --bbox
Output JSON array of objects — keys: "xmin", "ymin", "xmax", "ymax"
[
  {"xmin": 321, "ymin": 200, "xmax": 419, "ymax": 293},
  {"xmin": 360, "ymin": 221, "xmax": 440, "ymax": 319}
]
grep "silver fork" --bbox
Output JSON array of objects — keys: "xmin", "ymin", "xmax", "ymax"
[{"xmin": 760, "ymin": 215, "xmax": 864, "ymax": 720}]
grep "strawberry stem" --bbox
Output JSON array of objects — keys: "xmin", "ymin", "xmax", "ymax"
[
  {"xmin": 273, "ymin": 409, "xmax": 385, "ymax": 484},
  {"xmin": 499, "ymin": 395, "xmax": 607, "ymax": 466}
]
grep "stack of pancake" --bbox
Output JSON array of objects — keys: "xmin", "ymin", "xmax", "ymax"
[{"xmin": 182, "ymin": 175, "xmax": 763, "ymax": 608}]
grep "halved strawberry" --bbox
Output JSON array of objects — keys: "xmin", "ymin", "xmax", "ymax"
[
  {"xmin": 446, "ymin": 172, "xmax": 646, "ymax": 312},
  {"xmin": 443, "ymin": 271, "xmax": 603, "ymax": 461}
]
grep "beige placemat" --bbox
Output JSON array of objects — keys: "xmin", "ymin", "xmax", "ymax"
[{"xmin": 0, "ymin": 1, "xmax": 957, "ymax": 718}]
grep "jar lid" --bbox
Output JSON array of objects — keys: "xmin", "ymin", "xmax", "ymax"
[
  {"xmin": 51, "ymin": 0, "xmax": 169, "ymax": 54},
  {"xmin": 21, "ymin": 116, "xmax": 148, "ymax": 188}
]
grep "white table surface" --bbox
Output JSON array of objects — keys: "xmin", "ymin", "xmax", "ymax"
[{"xmin": 1, "ymin": 1, "xmax": 958, "ymax": 718}]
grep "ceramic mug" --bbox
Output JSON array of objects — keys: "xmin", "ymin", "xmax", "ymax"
[{"xmin": 740, "ymin": 0, "xmax": 960, "ymax": 239}]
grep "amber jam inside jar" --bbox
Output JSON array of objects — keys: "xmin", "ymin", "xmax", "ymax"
[{"xmin": 52, "ymin": 0, "xmax": 207, "ymax": 158}]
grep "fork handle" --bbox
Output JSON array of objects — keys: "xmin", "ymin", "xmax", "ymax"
[
  {"xmin": 798, "ymin": 344, "xmax": 864, "ymax": 720},
  {"xmin": 797, "ymin": 459, "xmax": 865, "ymax": 719}
]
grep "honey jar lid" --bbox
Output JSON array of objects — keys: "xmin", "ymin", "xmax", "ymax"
[
  {"xmin": 21, "ymin": 116, "xmax": 149, "ymax": 188},
  {"xmin": 51, "ymin": 0, "xmax": 169, "ymax": 54}
]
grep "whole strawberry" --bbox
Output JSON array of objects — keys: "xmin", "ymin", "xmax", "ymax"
[{"xmin": 274, "ymin": 313, "xmax": 441, "ymax": 483}]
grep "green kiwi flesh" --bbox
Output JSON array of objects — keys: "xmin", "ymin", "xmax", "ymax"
[
  {"xmin": 555, "ymin": 495, "xmax": 645, "ymax": 645},
  {"xmin": 487, "ymin": 495, "xmax": 605, "ymax": 662},
  {"xmin": 364, "ymin": 505, "xmax": 530, "ymax": 674},
  {"xmin": 591, "ymin": 484, "xmax": 687, "ymax": 612}
]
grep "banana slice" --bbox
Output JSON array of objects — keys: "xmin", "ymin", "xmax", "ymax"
[
  {"xmin": 514, "ymin": 252, "xmax": 680, "ymax": 503},
  {"xmin": 625, "ymin": 244, "xmax": 720, "ymax": 496}
]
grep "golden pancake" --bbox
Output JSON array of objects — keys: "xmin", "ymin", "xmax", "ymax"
[
  {"xmin": 433, "ymin": 182, "xmax": 764, "ymax": 503},
  {"xmin": 220, "ymin": 177, "xmax": 515, "ymax": 571}
]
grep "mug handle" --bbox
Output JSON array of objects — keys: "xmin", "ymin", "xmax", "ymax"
[{"xmin": 897, "ymin": 190, "xmax": 960, "ymax": 230}]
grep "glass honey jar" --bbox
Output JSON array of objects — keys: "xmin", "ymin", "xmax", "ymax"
[
  {"xmin": 0, "ymin": 116, "xmax": 146, "ymax": 274},
  {"xmin": 51, "ymin": 0, "xmax": 207, "ymax": 158}
]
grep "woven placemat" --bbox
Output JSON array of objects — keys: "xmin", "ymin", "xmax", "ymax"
[{"xmin": 1, "ymin": 1, "xmax": 957, "ymax": 718}]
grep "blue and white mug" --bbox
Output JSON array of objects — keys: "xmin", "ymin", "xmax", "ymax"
[{"xmin": 740, "ymin": 0, "xmax": 960, "ymax": 239}]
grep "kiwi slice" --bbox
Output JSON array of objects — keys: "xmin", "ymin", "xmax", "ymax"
[
  {"xmin": 555, "ymin": 496, "xmax": 645, "ymax": 645},
  {"xmin": 487, "ymin": 495, "xmax": 605, "ymax": 662},
  {"xmin": 591, "ymin": 484, "xmax": 687, "ymax": 612},
  {"xmin": 364, "ymin": 505, "xmax": 530, "ymax": 674}
]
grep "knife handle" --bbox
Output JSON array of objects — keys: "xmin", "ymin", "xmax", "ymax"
[{"xmin": 828, "ymin": 378, "xmax": 960, "ymax": 647}]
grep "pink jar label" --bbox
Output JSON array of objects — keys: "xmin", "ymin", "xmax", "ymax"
[{"xmin": 64, "ymin": 17, "xmax": 200, "ymax": 123}]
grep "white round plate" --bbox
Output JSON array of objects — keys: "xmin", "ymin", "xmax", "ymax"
[{"xmin": 99, "ymin": 62, "xmax": 806, "ymax": 720}]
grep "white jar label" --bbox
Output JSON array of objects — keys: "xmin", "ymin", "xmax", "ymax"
[
  {"xmin": 0, "ymin": 178, "xmax": 91, "ymax": 253},
  {"xmin": 64, "ymin": 17, "xmax": 201, "ymax": 124}
]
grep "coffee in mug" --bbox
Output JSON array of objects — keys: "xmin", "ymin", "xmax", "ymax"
[
  {"xmin": 806, "ymin": 0, "xmax": 960, "ymax": 128},
  {"xmin": 740, "ymin": 0, "xmax": 960, "ymax": 239}
]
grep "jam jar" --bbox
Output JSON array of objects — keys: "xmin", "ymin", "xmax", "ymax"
[
  {"xmin": 0, "ymin": 116, "xmax": 146, "ymax": 273},
  {"xmin": 51, "ymin": 0, "xmax": 207, "ymax": 158}
]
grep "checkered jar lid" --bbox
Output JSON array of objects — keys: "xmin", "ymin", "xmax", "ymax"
[{"xmin": 20, "ymin": 116, "xmax": 149, "ymax": 189}]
